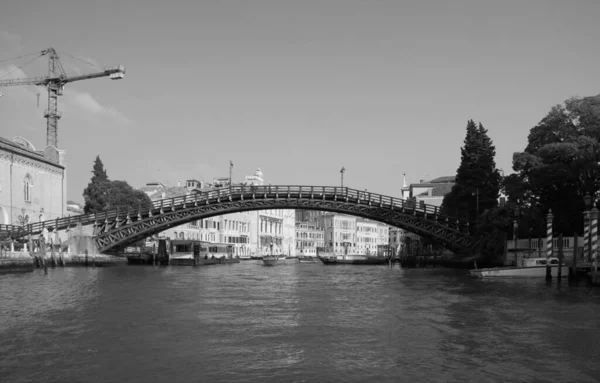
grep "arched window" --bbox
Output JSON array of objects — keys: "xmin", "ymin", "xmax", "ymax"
[{"xmin": 23, "ymin": 175, "xmax": 33, "ymax": 203}]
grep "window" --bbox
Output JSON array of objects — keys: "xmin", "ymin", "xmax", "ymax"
[{"xmin": 24, "ymin": 175, "xmax": 32, "ymax": 203}]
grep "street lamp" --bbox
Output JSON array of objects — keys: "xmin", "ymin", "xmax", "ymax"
[{"xmin": 340, "ymin": 166, "xmax": 345, "ymax": 188}]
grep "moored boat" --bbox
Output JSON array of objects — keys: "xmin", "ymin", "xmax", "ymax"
[
  {"xmin": 298, "ymin": 256, "xmax": 319, "ymax": 263},
  {"xmin": 262, "ymin": 256, "xmax": 278, "ymax": 266},
  {"xmin": 317, "ymin": 254, "xmax": 388, "ymax": 265},
  {"xmin": 469, "ymin": 257, "xmax": 569, "ymax": 278}
]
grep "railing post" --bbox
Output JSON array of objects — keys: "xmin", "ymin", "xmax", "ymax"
[
  {"xmin": 334, "ymin": 187, "xmax": 337, "ymax": 201},
  {"xmin": 115, "ymin": 207, "xmax": 120, "ymax": 228},
  {"xmin": 310, "ymin": 186, "xmax": 314, "ymax": 199},
  {"xmin": 345, "ymin": 187, "xmax": 349, "ymax": 202},
  {"xmin": 194, "ymin": 193, "xmax": 199, "ymax": 206},
  {"xmin": 367, "ymin": 192, "xmax": 371, "ymax": 206},
  {"xmin": 137, "ymin": 203, "xmax": 142, "ymax": 220},
  {"xmin": 322, "ymin": 186, "xmax": 326, "ymax": 200},
  {"xmin": 160, "ymin": 199, "xmax": 164, "ymax": 214},
  {"xmin": 379, "ymin": 195, "xmax": 382, "ymax": 207},
  {"xmin": 171, "ymin": 197, "xmax": 176, "ymax": 211},
  {"xmin": 276, "ymin": 186, "xmax": 279, "ymax": 199},
  {"xmin": 299, "ymin": 186, "xmax": 302, "ymax": 199}
]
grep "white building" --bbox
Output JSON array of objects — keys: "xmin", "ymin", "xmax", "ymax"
[
  {"xmin": 139, "ymin": 167, "xmax": 297, "ymax": 257},
  {"xmin": 321, "ymin": 213, "xmax": 357, "ymax": 255},
  {"xmin": 0, "ymin": 136, "xmax": 67, "ymax": 225}
]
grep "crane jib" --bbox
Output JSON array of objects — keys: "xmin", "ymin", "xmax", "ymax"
[{"xmin": 0, "ymin": 47, "xmax": 125, "ymax": 149}]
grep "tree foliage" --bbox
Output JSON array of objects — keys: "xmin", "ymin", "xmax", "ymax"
[
  {"xmin": 82, "ymin": 156, "xmax": 152, "ymax": 214},
  {"xmin": 505, "ymin": 96, "xmax": 600, "ymax": 236},
  {"xmin": 442, "ymin": 120, "xmax": 502, "ymax": 221}
]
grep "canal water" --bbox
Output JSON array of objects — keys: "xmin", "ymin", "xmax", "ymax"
[{"xmin": 1, "ymin": 263, "xmax": 599, "ymax": 383}]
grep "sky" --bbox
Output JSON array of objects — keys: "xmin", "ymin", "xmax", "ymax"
[{"xmin": 1, "ymin": 1, "xmax": 599, "ymax": 204}]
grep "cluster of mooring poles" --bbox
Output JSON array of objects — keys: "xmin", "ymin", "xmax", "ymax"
[{"xmin": 544, "ymin": 192, "xmax": 599, "ymax": 284}]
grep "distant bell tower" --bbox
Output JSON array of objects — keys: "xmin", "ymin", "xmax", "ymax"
[{"xmin": 401, "ymin": 173, "xmax": 410, "ymax": 199}]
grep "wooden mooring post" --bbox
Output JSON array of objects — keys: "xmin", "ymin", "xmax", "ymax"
[
  {"xmin": 569, "ymin": 233, "xmax": 578, "ymax": 282},
  {"xmin": 50, "ymin": 237, "xmax": 56, "ymax": 267},
  {"xmin": 557, "ymin": 233, "xmax": 564, "ymax": 281},
  {"xmin": 545, "ymin": 210, "xmax": 553, "ymax": 281},
  {"xmin": 40, "ymin": 237, "xmax": 48, "ymax": 274},
  {"xmin": 58, "ymin": 237, "xmax": 64, "ymax": 267}
]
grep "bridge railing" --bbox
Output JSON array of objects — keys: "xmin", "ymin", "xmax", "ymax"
[
  {"xmin": 5, "ymin": 185, "xmax": 475, "ymax": 236},
  {"xmin": 148, "ymin": 185, "xmax": 467, "ymax": 223}
]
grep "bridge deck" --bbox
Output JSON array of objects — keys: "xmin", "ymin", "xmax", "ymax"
[{"xmin": 0, "ymin": 185, "xmax": 475, "ymax": 239}]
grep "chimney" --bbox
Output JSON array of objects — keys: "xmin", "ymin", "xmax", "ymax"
[
  {"xmin": 420, "ymin": 179, "xmax": 426, "ymax": 183},
  {"xmin": 177, "ymin": 181, "xmax": 181, "ymax": 187}
]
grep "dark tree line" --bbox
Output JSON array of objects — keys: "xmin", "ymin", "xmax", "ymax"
[
  {"xmin": 439, "ymin": 94, "xmax": 600, "ymax": 259},
  {"xmin": 504, "ymin": 95, "xmax": 600, "ymax": 238}
]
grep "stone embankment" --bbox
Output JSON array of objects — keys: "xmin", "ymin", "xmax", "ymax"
[{"xmin": 0, "ymin": 250, "xmax": 126, "ymax": 274}]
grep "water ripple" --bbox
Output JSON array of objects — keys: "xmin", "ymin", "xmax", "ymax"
[{"xmin": 1, "ymin": 265, "xmax": 600, "ymax": 382}]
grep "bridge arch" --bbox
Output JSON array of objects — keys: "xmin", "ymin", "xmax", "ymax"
[
  {"xmin": 91, "ymin": 186, "xmax": 476, "ymax": 254},
  {"xmin": 7, "ymin": 186, "xmax": 477, "ymax": 254}
]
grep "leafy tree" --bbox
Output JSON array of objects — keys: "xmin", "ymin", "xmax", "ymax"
[
  {"xmin": 442, "ymin": 120, "xmax": 501, "ymax": 222},
  {"xmin": 506, "ymin": 95, "xmax": 600, "ymax": 235},
  {"xmin": 82, "ymin": 156, "xmax": 152, "ymax": 214},
  {"xmin": 475, "ymin": 205, "xmax": 512, "ymax": 264}
]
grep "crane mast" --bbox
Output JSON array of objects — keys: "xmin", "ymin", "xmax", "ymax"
[{"xmin": 0, "ymin": 48, "xmax": 125, "ymax": 149}]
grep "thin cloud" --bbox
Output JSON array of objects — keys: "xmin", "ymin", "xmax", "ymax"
[
  {"xmin": 1, "ymin": 64, "xmax": 130, "ymax": 126},
  {"xmin": 67, "ymin": 90, "xmax": 131, "ymax": 126}
]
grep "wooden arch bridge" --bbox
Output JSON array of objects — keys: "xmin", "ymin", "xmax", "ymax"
[{"xmin": 0, "ymin": 185, "xmax": 480, "ymax": 254}]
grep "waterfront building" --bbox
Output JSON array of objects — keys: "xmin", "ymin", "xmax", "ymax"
[
  {"xmin": 66, "ymin": 200, "xmax": 84, "ymax": 215},
  {"xmin": 252, "ymin": 208, "xmax": 286, "ymax": 256},
  {"xmin": 295, "ymin": 221, "xmax": 325, "ymax": 256},
  {"xmin": 138, "ymin": 167, "xmax": 297, "ymax": 257},
  {"xmin": 295, "ymin": 210, "xmax": 325, "ymax": 228},
  {"xmin": 282, "ymin": 209, "xmax": 297, "ymax": 257},
  {"xmin": 389, "ymin": 227, "xmax": 404, "ymax": 255},
  {"xmin": 356, "ymin": 218, "xmax": 379, "ymax": 255},
  {"xmin": 407, "ymin": 176, "xmax": 455, "ymax": 208},
  {"xmin": 0, "ymin": 136, "xmax": 66, "ymax": 225},
  {"xmin": 320, "ymin": 213, "xmax": 357, "ymax": 255}
]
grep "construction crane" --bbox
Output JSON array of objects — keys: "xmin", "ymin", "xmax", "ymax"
[{"xmin": 0, "ymin": 48, "xmax": 125, "ymax": 148}]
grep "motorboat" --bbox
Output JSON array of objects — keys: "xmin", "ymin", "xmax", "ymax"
[{"xmin": 469, "ymin": 257, "xmax": 569, "ymax": 278}]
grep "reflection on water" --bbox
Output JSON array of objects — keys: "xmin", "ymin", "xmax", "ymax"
[{"xmin": 1, "ymin": 263, "xmax": 600, "ymax": 383}]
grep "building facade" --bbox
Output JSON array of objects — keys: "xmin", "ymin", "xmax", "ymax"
[
  {"xmin": 321, "ymin": 213, "xmax": 357, "ymax": 255},
  {"xmin": 0, "ymin": 136, "xmax": 66, "ymax": 225},
  {"xmin": 139, "ymin": 167, "xmax": 297, "ymax": 257},
  {"xmin": 295, "ymin": 221, "xmax": 325, "ymax": 256}
]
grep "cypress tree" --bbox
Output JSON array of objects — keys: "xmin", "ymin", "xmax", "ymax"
[
  {"xmin": 83, "ymin": 155, "xmax": 110, "ymax": 213},
  {"xmin": 91, "ymin": 155, "xmax": 108, "ymax": 184},
  {"xmin": 442, "ymin": 120, "xmax": 501, "ymax": 221}
]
